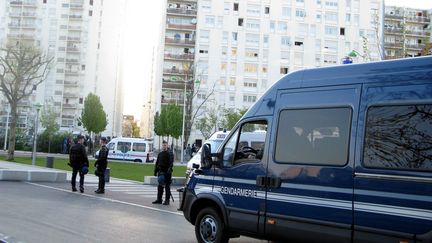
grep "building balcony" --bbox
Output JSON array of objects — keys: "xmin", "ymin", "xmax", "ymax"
[
  {"xmin": 62, "ymin": 104, "xmax": 77, "ymax": 109},
  {"xmin": 406, "ymin": 43, "xmax": 425, "ymax": 50},
  {"xmin": 10, "ymin": 0, "xmax": 37, "ymax": 7},
  {"xmin": 385, "ymin": 14, "xmax": 403, "ymax": 20},
  {"xmin": 66, "ymin": 47, "xmax": 80, "ymax": 52},
  {"xmin": 65, "ymin": 58, "xmax": 79, "ymax": 63},
  {"xmin": 384, "ymin": 27, "xmax": 403, "ymax": 34},
  {"xmin": 167, "ymin": 8, "xmax": 197, "ymax": 16},
  {"xmin": 406, "ymin": 16, "xmax": 430, "ymax": 23},
  {"xmin": 61, "ymin": 113, "xmax": 75, "ymax": 118},
  {"xmin": 405, "ymin": 29, "xmax": 429, "ymax": 37},
  {"xmin": 8, "ymin": 23, "xmax": 37, "ymax": 29},
  {"xmin": 65, "ymin": 70, "xmax": 80, "ymax": 75},
  {"xmin": 166, "ymin": 23, "xmax": 196, "ymax": 30},
  {"xmin": 68, "ymin": 25, "xmax": 82, "ymax": 31},
  {"xmin": 67, "ymin": 36, "xmax": 81, "ymax": 42},
  {"xmin": 164, "ymin": 53, "xmax": 194, "ymax": 61},
  {"xmin": 9, "ymin": 12, "xmax": 37, "ymax": 18},
  {"xmin": 69, "ymin": 15, "xmax": 83, "ymax": 20},
  {"xmin": 384, "ymin": 42, "xmax": 403, "ymax": 48},
  {"xmin": 163, "ymin": 68, "xmax": 194, "ymax": 76},
  {"xmin": 64, "ymin": 81, "xmax": 78, "ymax": 86},
  {"xmin": 70, "ymin": 3, "xmax": 84, "ymax": 9},
  {"xmin": 7, "ymin": 33, "xmax": 35, "ymax": 40},
  {"xmin": 165, "ymin": 37, "xmax": 195, "ymax": 46},
  {"xmin": 63, "ymin": 93, "xmax": 78, "ymax": 98},
  {"xmin": 162, "ymin": 80, "xmax": 194, "ymax": 90}
]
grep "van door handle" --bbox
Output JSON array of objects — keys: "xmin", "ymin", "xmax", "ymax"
[
  {"xmin": 269, "ymin": 177, "xmax": 281, "ymax": 188},
  {"xmin": 256, "ymin": 176, "xmax": 266, "ymax": 187},
  {"xmin": 256, "ymin": 176, "xmax": 281, "ymax": 188}
]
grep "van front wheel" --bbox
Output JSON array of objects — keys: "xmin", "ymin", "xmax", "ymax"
[{"xmin": 195, "ymin": 207, "xmax": 229, "ymax": 243}]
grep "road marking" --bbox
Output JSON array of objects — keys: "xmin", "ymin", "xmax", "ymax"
[{"xmin": 26, "ymin": 182, "xmax": 183, "ymax": 216}]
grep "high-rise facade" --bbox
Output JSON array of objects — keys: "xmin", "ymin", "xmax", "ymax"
[
  {"xmin": 155, "ymin": 0, "xmax": 384, "ymax": 145},
  {"xmin": 0, "ymin": 0, "xmax": 125, "ymax": 138},
  {"xmin": 384, "ymin": 6, "xmax": 431, "ymax": 59}
]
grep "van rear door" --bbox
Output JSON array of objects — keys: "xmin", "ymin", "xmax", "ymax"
[
  {"xmin": 353, "ymin": 82, "xmax": 432, "ymax": 242},
  {"xmin": 265, "ymin": 85, "xmax": 361, "ymax": 242}
]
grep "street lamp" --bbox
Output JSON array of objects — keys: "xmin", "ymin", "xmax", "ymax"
[{"xmin": 31, "ymin": 103, "xmax": 42, "ymax": 166}]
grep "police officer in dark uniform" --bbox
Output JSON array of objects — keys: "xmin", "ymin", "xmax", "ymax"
[
  {"xmin": 69, "ymin": 135, "xmax": 89, "ymax": 193},
  {"xmin": 94, "ymin": 137, "xmax": 108, "ymax": 194},
  {"xmin": 152, "ymin": 140, "xmax": 174, "ymax": 205}
]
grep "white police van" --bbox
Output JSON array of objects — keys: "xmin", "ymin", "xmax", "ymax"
[
  {"xmin": 179, "ymin": 56, "xmax": 432, "ymax": 243},
  {"xmin": 186, "ymin": 130, "xmax": 230, "ymax": 176},
  {"xmin": 96, "ymin": 137, "xmax": 154, "ymax": 163}
]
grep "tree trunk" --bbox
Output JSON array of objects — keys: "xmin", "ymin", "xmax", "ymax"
[{"xmin": 7, "ymin": 103, "xmax": 17, "ymax": 161}]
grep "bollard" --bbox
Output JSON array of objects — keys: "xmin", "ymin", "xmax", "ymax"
[
  {"xmin": 104, "ymin": 168, "xmax": 110, "ymax": 183},
  {"xmin": 46, "ymin": 156, "xmax": 54, "ymax": 168}
]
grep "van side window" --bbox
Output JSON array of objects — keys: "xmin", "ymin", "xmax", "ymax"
[
  {"xmin": 275, "ymin": 107, "xmax": 351, "ymax": 165},
  {"xmin": 133, "ymin": 143, "xmax": 146, "ymax": 152},
  {"xmin": 364, "ymin": 104, "xmax": 432, "ymax": 172},
  {"xmin": 222, "ymin": 120, "xmax": 268, "ymax": 167},
  {"xmin": 107, "ymin": 143, "xmax": 115, "ymax": 150},
  {"xmin": 118, "ymin": 142, "xmax": 131, "ymax": 153}
]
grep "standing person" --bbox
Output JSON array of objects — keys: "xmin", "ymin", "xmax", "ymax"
[
  {"xmin": 94, "ymin": 137, "xmax": 108, "ymax": 194},
  {"xmin": 152, "ymin": 141, "xmax": 173, "ymax": 205},
  {"xmin": 69, "ymin": 135, "xmax": 89, "ymax": 193}
]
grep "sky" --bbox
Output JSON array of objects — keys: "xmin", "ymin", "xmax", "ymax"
[
  {"xmin": 121, "ymin": 0, "xmax": 432, "ymax": 120},
  {"xmin": 122, "ymin": 0, "xmax": 164, "ymax": 119}
]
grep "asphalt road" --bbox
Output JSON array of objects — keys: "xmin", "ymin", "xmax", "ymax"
[{"xmin": 0, "ymin": 181, "xmax": 267, "ymax": 243}]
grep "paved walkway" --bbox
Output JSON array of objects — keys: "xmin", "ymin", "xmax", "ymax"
[{"xmin": 0, "ymin": 160, "xmax": 186, "ymax": 185}]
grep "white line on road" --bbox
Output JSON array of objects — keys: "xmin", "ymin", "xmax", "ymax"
[{"xmin": 26, "ymin": 182, "xmax": 183, "ymax": 216}]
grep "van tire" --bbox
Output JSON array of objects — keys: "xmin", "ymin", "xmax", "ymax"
[
  {"xmin": 134, "ymin": 159, "xmax": 142, "ymax": 163},
  {"xmin": 195, "ymin": 207, "xmax": 229, "ymax": 243}
]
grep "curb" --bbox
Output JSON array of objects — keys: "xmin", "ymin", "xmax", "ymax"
[{"xmin": 143, "ymin": 176, "xmax": 186, "ymax": 186}]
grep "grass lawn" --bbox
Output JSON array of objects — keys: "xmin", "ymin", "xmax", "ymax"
[{"xmin": 1, "ymin": 156, "xmax": 187, "ymax": 182}]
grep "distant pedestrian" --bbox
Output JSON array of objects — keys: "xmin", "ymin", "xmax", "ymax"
[
  {"xmin": 68, "ymin": 135, "xmax": 89, "ymax": 193},
  {"xmin": 186, "ymin": 144, "xmax": 191, "ymax": 158},
  {"xmin": 152, "ymin": 140, "xmax": 174, "ymax": 205},
  {"xmin": 94, "ymin": 137, "xmax": 108, "ymax": 194}
]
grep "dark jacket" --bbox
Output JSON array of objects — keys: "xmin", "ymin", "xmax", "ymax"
[
  {"xmin": 95, "ymin": 145, "xmax": 108, "ymax": 171},
  {"xmin": 154, "ymin": 150, "xmax": 173, "ymax": 176},
  {"xmin": 69, "ymin": 143, "xmax": 89, "ymax": 170}
]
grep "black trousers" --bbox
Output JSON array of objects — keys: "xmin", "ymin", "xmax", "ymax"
[
  {"xmin": 97, "ymin": 168, "xmax": 106, "ymax": 190},
  {"xmin": 71, "ymin": 168, "xmax": 84, "ymax": 188},
  {"xmin": 157, "ymin": 173, "xmax": 172, "ymax": 202}
]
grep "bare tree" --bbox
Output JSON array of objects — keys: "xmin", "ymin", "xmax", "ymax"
[
  {"xmin": 181, "ymin": 61, "xmax": 216, "ymax": 148},
  {"xmin": 0, "ymin": 43, "xmax": 52, "ymax": 160}
]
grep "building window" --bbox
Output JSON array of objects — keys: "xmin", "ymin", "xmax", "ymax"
[
  {"xmin": 325, "ymin": 26, "xmax": 338, "ymax": 35},
  {"xmin": 340, "ymin": 27, "xmax": 345, "ymax": 36},
  {"xmin": 89, "ymin": 10, "xmax": 93, "ymax": 16},
  {"xmin": 275, "ymin": 107, "xmax": 352, "ymax": 165},
  {"xmin": 238, "ymin": 18, "xmax": 244, "ymax": 26},
  {"xmin": 281, "ymin": 36, "xmax": 290, "ymax": 47},
  {"xmin": 280, "ymin": 67, "xmax": 289, "ymax": 74},
  {"xmin": 296, "ymin": 9, "xmax": 306, "ymax": 18},
  {"xmin": 89, "ymin": 0, "xmax": 93, "ymax": 5},
  {"xmin": 363, "ymin": 104, "xmax": 432, "ymax": 172},
  {"xmin": 264, "ymin": 6, "xmax": 270, "ymax": 14},
  {"xmin": 282, "ymin": 7, "xmax": 291, "ymax": 18},
  {"xmin": 233, "ymin": 2, "xmax": 239, "ymax": 11},
  {"xmin": 79, "ymin": 98, "xmax": 83, "ymax": 104}
]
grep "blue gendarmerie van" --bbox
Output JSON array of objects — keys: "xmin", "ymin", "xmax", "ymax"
[{"xmin": 179, "ymin": 56, "xmax": 432, "ymax": 243}]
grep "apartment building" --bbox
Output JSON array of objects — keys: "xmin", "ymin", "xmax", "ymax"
[
  {"xmin": 0, "ymin": 0, "xmax": 125, "ymax": 139},
  {"xmin": 384, "ymin": 6, "xmax": 431, "ymax": 59},
  {"xmin": 154, "ymin": 0, "xmax": 384, "ymax": 145}
]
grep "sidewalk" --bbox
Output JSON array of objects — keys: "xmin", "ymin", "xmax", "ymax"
[{"xmin": 0, "ymin": 160, "xmax": 186, "ymax": 185}]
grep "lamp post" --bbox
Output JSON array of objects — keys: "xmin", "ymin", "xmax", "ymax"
[
  {"xmin": 180, "ymin": 76, "xmax": 187, "ymax": 164},
  {"xmin": 3, "ymin": 105, "xmax": 10, "ymax": 151},
  {"xmin": 31, "ymin": 103, "xmax": 42, "ymax": 166}
]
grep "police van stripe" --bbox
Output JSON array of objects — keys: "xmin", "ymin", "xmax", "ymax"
[
  {"xmin": 194, "ymin": 178, "xmax": 432, "ymax": 221},
  {"xmin": 354, "ymin": 202, "xmax": 432, "ymax": 221}
]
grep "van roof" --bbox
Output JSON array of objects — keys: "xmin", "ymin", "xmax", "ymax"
[
  {"xmin": 110, "ymin": 137, "xmax": 153, "ymax": 143},
  {"xmin": 244, "ymin": 56, "xmax": 432, "ymax": 119},
  {"xmin": 208, "ymin": 130, "xmax": 230, "ymax": 141}
]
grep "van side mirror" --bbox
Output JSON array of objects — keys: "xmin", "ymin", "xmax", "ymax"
[{"xmin": 200, "ymin": 143, "xmax": 212, "ymax": 168}]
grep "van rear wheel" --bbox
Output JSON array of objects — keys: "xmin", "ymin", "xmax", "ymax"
[
  {"xmin": 195, "ymin": 207, "xmax": 229, "ymax": 243},
  {"xmin": 134, "ymin": 159, "xmax": 142, "ymax": 163}
]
